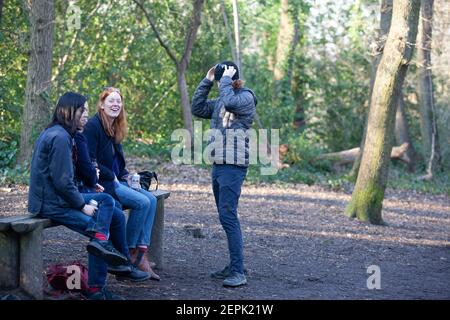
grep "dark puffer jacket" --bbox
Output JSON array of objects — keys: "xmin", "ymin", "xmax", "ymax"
[
  {"xmin": 28, "ymin": 125, "xmax": 85, "ymax": 215},
  {"xmin": 191, "ymin": 76, "xmax": 257, "ymax": 167}
]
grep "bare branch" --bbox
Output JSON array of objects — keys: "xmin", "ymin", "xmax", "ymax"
[{"xmin": 132, "ymin": 0, "xmax": 178, "ymax": 64}]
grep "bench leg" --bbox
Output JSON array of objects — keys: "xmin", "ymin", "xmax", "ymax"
[
  {"xmin": 0, "ymin": 231, "xmax": 20, "ymax": 289},
  {"xmin": 19, "ymin": 225, "xmax": 44, "ymax": 300},
  {"xmin": 149, "ymin": 198, "xmax": 165, "ymax": 270}
]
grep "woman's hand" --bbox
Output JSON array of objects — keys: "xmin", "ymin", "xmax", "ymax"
[
  {"xmin": 81, "ymin": 204, "xmax": 97, "ymax": 216},
  {"xmin": 206, "ymin": 66, "xmax": 215, "ymax": 81},
  {"xmin": 95, "ymin": 183, "xmax": 104, "ymax": 193},
  {"xmin": 222, "ymin": 65, "xmax": 236, "ymax": 79}
]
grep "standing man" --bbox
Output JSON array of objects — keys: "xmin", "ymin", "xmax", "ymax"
[{"xmin": 191, "ymin": 61, "xmax": 257, "ymax": 287}]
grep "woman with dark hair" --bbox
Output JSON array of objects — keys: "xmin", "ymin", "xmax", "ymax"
[
  {"xmin": 83, "ymin": 87, "xmax": 160, "ymax": 280},
  {"xmin": 28, "ymin": 92, "xmax": 129, "ymax": 299}
]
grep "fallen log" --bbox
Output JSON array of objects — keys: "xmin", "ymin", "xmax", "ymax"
[{"xmin": 317, "ymin": 143, "xmax": 410, "ymax": 166}]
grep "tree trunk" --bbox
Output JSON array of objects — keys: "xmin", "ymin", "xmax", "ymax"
[
  {"xmin": 394, "ymin": 91, "xmax": 417, "ymax": 171},
  {"xmin": 273, "ymin": 0, "xmax": 294, "ymax": 83},
  {"xmin": 176, "ymin": 68, "xmax": 194, "ymax": 137},
  {"xmin": 133, "ymin": 0, "xmax": 204, "ymax": 137},
  {"xmin": 345, "ymin": 0, "xmax": 421, "ymax": 225},
  {"xmin": 231, "ymin": 0, "xmax": 242, "ymax": 78},
  {"xmin": 350, "ymin": 0, "xmax": 393, "ymax": 179},
  {"xmin": 0, "ymin": 0, "xmax": 4, "ymax": 24},
  {"xmin": 417, "ymin": 0, "xmax": 441, "ymax": 178},
  {"xmin": 220, "ymin": 0, "xmax": 237, "ymax": 62},
  {"xmin": 18, "ymin": 0, "xmax": 55, "ymax": 164}
]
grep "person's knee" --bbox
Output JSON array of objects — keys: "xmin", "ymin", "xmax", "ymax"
[{"xmin": 97, "ymin": 194, "xmax": 115, "ymax": 207}]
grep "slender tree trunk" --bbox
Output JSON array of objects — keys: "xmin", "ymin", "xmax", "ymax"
[
  {"xmin": 220, "ymin": 0, "xmax": 237, "ymax": 62},
  {"xmin": 394, "ymin": 91, "xmax": 417, "ymax": 171},
  {"xmin": 231, "ymin": 0, "xmax": 242, "ymax": 78},
  {"xmin": 176, "ymin": 67, "xmax": 194, "ymax": 137},
  {"xmin": 18, "ymin": 0, "xmax": 55, "ymax": 164},
  {"xmin": 273, "ymin": 0, "xmax": 294, "ymax": 83},
  {"xmin": 417, "ymin": 0, "xmax": 441, "ymax": 178},
  {"xmin": 350, "ymin": 0, "xmax": 393, "ymax": 179},
  {"xmin": 0, "ymin": 0, "xmax": 4, "ymax": 24},
  {"xmin": 345, "ymin": 0, "xmax": 421, "ymax": 225}
]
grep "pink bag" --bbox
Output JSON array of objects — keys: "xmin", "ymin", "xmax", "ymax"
[{"xmin": 46, "ymin": 261, "xmax": 89, "ymax": 292}]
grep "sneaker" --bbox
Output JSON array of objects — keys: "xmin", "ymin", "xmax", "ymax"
[
  {"xmin": 223, "ymin": 272, "xmax": 247, "ymax": 287},
  {"xmin": 115, "ymin": 265, "xmax": 151, "ymax": 282},
  {"xmin": 210, "ymin": 265, "xmax": 248, "ymax": 279},
  {"xmin": 86, "ymin": 287, "xmax": 125, "ymax": 300},
  {"xmin": 87, "ymin": 239, "xmax": 128, "ymax": 266},
  {"xmin": 107, "ymin": 263, "xmax": 132, "ymax": 275}
]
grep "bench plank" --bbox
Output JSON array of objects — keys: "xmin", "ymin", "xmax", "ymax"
[
  {"xmin": 152, "ymin": 190, "xmax": 170, "ymax": 200},
  {"xmin": 11, "ymin": 218, "xmax": 57, "ymax": 234},
  {"xmin": 0, "ymin": 215, "xmax": 33, "ymax": 232}
]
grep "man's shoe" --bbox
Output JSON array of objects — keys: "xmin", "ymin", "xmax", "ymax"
[
  {"xmin": 211, "ymin": 265, "xmax": 248, "ymax": 279},
  {"xmin": 86, "ymin": 287, "xmax": 125, "ymax": 300},
  {"xmin": 87, "ymin": 239, "xmax": 128, "ymax": 266},
  {"xmin": 223, "ymin": 272, "xmax": 247, "ymax": 287},
  {"xmin": 115, "ymin": 265, "xmax": 151, "ymax": 282}
]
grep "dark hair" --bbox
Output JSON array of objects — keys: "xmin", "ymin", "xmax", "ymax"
[
  {"xmin": 214, "ymin": 60, "xmax": 240, "ymax": 81},
  {"xmin": 49, "ymin": 92, "xmax": 87, "ymax": 134}
]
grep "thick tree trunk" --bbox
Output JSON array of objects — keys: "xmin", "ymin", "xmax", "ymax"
[
  {"xmin": 18, "ymin": 0, "xmax": 55, "ymax": 164},
  {"xmin": 394, "ymin": 92, "xmax": 417, "ymax": 171},
  {"xmin": 345, "ymin": 0, "xmax": 421, "ymax": 225},
  {"xmin": 350, "ymin": 0, "xmax": 393, "ymax": 179},
  {"xmin": 417, "ymin": 0, "xmax": 441, "ymax": 178}
]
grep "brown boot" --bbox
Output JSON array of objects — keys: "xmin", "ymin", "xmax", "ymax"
[
  {"xmin": 139, "ymin": 254, "xmax": 160, "ymax": 281},
  {"xmin": 133, "ymin": 248, "xmax": 160, "ymax": 281}
]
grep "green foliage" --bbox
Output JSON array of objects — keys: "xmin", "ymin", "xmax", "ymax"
[{"xmin": 0, "ymin": 0, "xmax": 448, "ymax": 195}]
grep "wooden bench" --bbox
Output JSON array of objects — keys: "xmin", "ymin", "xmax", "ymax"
[{"xmin": 0, "ymin": 189, "xmax": 170, "ymax": 300}]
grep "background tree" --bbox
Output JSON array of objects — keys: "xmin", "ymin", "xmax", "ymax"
[
  {"xmin": 18, "ymin": 0, "xmax": 55, "ymax": 163},
  {"xmin": 133, "ymin": 0, "xmax": 205, "ymax": 137},
  {"xmin": 417, "ymin": 0, "xmax": 441, "ymax": 180},
  {"xmin": 345, "ymin": 0, "xmax": 421, "ymax": 224}
]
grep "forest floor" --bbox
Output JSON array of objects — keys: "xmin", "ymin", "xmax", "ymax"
[{"xmin": 0, "ymin": 160, "xmax": 449, "ymax": 300}]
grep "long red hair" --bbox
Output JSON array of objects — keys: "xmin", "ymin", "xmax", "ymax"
[{"xmin": 97, "ymin": 87, "xmax": 128, "ymax": 143}]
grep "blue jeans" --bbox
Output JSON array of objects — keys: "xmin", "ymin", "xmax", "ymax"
[
  {"xmin": 88, "ymin": 206, "xmax": 129, "ymax": 287},
  {"xmin": 212, "ymin": 164, "xmax": 247, "ymax": 274},
  {"xmin": 114, "ymin": 182, "xmax": 157, "ymax": 248},
  {"xmin": 39, "ymin": 192, "xmax": 124, "ymax": 288}
]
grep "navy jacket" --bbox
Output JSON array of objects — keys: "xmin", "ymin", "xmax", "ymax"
[
  {"xmin": 28, "ymin": 125, "xmax": 85, "ymax": 215},
  {"xmin": 83, "ymin": 113, "xmax": 129, "ymax": 199},
  {"xmin": 191, "ymin": 76, "xmax": 257, "ymax": 167},
  {"xmin": 74, "ymin": 132, "xmax": 98, "ymax": 191}
]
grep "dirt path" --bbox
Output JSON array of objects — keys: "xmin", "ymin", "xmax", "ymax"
[{"xmin": 1, "ymin": 162, "xmax": 449, "ymax": 299}]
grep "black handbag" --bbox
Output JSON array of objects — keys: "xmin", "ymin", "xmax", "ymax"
[{"xmin": 138, "ymin": 171, "xmax": 159, "ymax": 191}]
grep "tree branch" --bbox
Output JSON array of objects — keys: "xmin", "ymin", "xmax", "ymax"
[
  {"xmin": 132, "ymin": 0, "xmax": 178, "ymax": 64},
  {"xmin": 179, "ymin": 0, "xmax": 204, "ymax": 70}
]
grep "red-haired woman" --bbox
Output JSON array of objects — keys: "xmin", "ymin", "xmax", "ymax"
[{"xmin": 83, "ymin": 87, "xmax": 160, "ymax": 280}]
